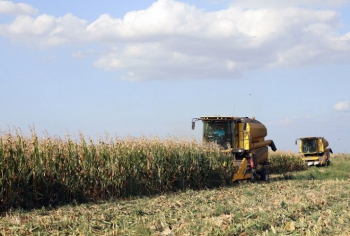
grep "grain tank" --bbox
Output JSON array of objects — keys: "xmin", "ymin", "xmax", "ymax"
[
  {"xmin": 295, "ymin": 137, "xmax": 332, "ymax": 166},
  {"xmin": 192, "ymin": 116, "xmax": 277, "ymax": 182}
]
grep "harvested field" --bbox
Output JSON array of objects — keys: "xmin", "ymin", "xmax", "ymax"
[{"xmin": 1, "ymin": 170, "xmax": 349, "ymax": 235}]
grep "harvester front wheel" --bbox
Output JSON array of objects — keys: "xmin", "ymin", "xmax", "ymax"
[
  {"xmin": 260, "ymin": 168, "xmax": 270, "ymax": 182},
  {"xmin": 250, "ymin": 168, "xmax": 258, "ymax": 182}
]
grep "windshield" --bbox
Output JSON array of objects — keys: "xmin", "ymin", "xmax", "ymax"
[
  {"xmin": 301, "ymin": 139, "xmax": 317, "ymax": 153},
  {"xmin": 203, "ymin": 121, "xmax": 232, "ymax": 149}
]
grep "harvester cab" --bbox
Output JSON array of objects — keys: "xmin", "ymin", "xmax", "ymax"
[
  {"xmin": 295, "ymin": 137, "xmax": 332, "ymax": 166},
  {"xmin": 192, "ymin": 116, "xmax": 277, "ymax": 182}
]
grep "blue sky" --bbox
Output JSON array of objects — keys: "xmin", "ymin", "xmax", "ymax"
[{"xmin": 1, "ymin": 0, "xmax": 350, "ymax": 153}]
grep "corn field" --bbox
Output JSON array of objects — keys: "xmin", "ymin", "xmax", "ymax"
[
  {"xmin": 0, "ymin": 131, "xmax": 306, "ymax": 211},
  {"xmin": 269, "ymin": 151, "xmax": 308, "ymax": 174}
]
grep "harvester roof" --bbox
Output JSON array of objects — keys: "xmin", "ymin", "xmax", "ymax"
[
  {"xmin": 199, "ymin": 116, "xmax": 261, "ymax": 124},
  {"xmin": 299, "ymin": 137, "xmax": 324, "ymax": 140}
]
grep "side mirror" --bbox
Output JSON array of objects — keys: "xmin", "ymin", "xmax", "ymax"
[{"xmin": 192, "ymin": 121, "xmax": 195, "ymax": 130}]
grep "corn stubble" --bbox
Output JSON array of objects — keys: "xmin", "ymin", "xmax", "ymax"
[
  {"xmin": 2, "ymin": 177, "xmax": 349, "ymax": 235},
  {"xmin": 0, "ymin": 131, "xmax": 306, "ymax": 211}
]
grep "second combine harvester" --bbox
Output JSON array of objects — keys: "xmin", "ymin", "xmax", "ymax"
[
  {"xmin": 192, "ymin": 116, "xmax": 277, "ymax": 182},
  {"xmin": 295, "ymin": 137, "xmax": 332, "ymax": 166}
]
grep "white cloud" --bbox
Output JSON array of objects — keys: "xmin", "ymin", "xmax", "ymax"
[
  {"xmin": 333, "ymin": 101, "xmax": 350, "ymax": 111},
  {"xmin": 93, "ymin": 43, "xmax": 239, "ymax": 81},
  {"xmin": 229, "ymin": 0, "xmax": 350, "ymax": 9},
  {"xmin": 91, "ymin": 1, "xmax": 349, "ymax": 80},
  {"xmin": 0, "ymin": 13, "xmax": 87, "ymax": 46},
  {"xmin": 0, "ymin": 0, "xmax": 38, "ymax": 15},
  {"xmin": 1, "ymin": 0, "xmax": 350, "ymax": 80}
]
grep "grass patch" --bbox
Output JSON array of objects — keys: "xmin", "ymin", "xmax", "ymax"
[{"xmin": 278, "ymin": 153, "xmax": 350, "ymax": 181}]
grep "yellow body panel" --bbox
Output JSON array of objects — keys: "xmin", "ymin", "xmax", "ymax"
[
  {"xmin": 252, "ymin": 146, "xmax": 269, "ymax": 165},
  {"xmin": 237, "ymin": 123, "xmax": 249, "ymax": 149},
  {"xmin": 237, "ymin": 122, "xmax": 267, "ymax": 150}
]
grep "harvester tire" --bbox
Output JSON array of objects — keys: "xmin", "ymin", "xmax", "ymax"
[
  {"xmin": 250, "ymin": 169, "xmax": 257, "ymax": 182},
  {"xmin": 260, "ymin": 169, "xmax": 270, "ymax": 182}
]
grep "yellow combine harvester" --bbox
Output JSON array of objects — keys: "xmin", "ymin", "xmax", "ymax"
[
  {"xmin": 192, "ymin": 116, "xmax": 277, "ymax": 182},
  {"xmin": 295, "ymin": 137, "xmax": 332, "ymax": 166}
]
